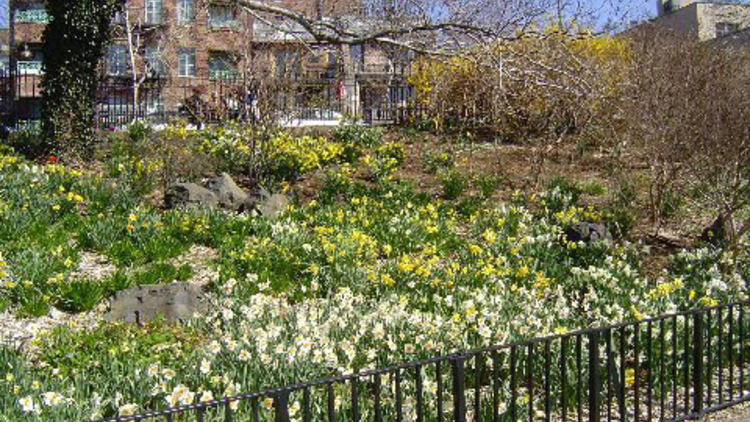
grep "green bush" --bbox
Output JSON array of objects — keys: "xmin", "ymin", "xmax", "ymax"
[
  {"xmin": 474, "ymin": 173, "xmax": 503, "ymax": 198},
  {"xmin": 546, "ymin": 176, "xmax": 583, "ymax": 204},
  {"xmin": 56, "ymin": 279, "xmax": 105, "ymax": 312},
  {"xmin": 333, "ymin": 124, "xmax": 384, "ymax": 162},
  {"xmin": 2, "ymin": 123, "xmax": 48, "ymax": 159},
  {"xmin": 440, "ymin": 169, "xmax": 468, "ymax": 200},
  {"xmin": 423, "ymin": 150, "xmax": 454, "ymax": 174},
  {"xmin": 582, "ymin": 181, "xmax": 607, "ymax": 197}
]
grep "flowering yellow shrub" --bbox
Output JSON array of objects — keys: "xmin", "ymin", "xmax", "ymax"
[
  {"xmin": 408, "ymin": 27, "xmax": 631, "ymax": 137},
  {"xmin": 263, "ymin": 132, "xmax": 345, "ymax": 181}
]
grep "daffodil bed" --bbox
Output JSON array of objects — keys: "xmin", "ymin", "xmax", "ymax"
[{"xmin": 0, "ymin": 128, "xmax": 748, "ymax": 421}]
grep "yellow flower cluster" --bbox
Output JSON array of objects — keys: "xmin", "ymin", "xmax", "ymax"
[
  {"xmin": 266, "ymin": 132, "xmax": 345, "ymax": 176},
  {"xmin": 647, "ymin": 277, "xmax": 684, "ymax": 300}
]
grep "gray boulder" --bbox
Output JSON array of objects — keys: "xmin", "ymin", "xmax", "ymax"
[
  {"xmin": 104, "ymin": 283, "xmax": 207, "ymax": 324},
  {"xmin": 207, "ymin": 173, "xmax": 255, "ymax": 211},
  {"xmin": 165, "ymin": 183, "xmax": 217, "ymax": 209},
  {"xmin": 700, "ymin": 214, "xmax": 732, "ymax": 246},
  {"xmin": 565, "ymin": 222, "xmax": 613, "ymax": 244},
  {"xmin": 256, "ymin": 190, "xmax": 290, "ymax": 219}
]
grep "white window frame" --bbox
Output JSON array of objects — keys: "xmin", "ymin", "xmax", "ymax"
[
  {"xmin": 208, "ymin": 5, "xmax": 236, "ymax": 28},
  {"xmin": 107, "ymin": 45, "xmax": 128, "ymax": 76},
  {"xmin": 178, "ymin": 48, "xmax": 197, "ymax": 77},
  {"xmin": 177, "ymin": 0, "xmax": 195, "ymax": 25},
  {"xmin": 145, "ymin": 47, "xmax": 165, "ymax": 77},
  {"xmin": 145, "ymin": 0, "xmax": 163, "ymax": 24}
]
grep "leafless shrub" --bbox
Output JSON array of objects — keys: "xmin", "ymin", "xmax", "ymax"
[{"xmin": 622, "ymin": 26, "xmax": 750, "ymax": 244}]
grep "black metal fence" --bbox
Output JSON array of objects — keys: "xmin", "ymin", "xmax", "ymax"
[
  {"xmin": 94, "ymin": 300, "xmax": 748, "ymax": 422},
  {"xmin": 0, "ymin": 69, "xmax": 420, "ymax": 128}
]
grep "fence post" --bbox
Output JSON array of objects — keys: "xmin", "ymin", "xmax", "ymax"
[
  {"xmin": 275, "ymin": 390, "xmax": 290, "ymax": 422},
  {"xmin": 589, "ymin": 331, "xmax": 601, "ymax": 422},
  {"xmin": 452, "ymin": 355, "xmax": 467, "ymax": 422},
  {"xmin": 693, "ymin": 312, "xmax": 704, "ymax": 414}
]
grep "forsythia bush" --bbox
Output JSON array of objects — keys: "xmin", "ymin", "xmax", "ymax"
[{"xmin": 408, "ymin": 26, "xmax": 631, "ymax": 139}]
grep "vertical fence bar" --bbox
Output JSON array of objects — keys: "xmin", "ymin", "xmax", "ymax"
[
  {"xmin": 374, "ymin": 373, "xmax": 382, "ymax": 422},
  {"xmin": 475, "ymin": 355, "xmax": 482, "ymax": 422},
  {"xmin": 197, "ymin": 407, "xmax": 205, "ymax": 422},
  {"xmin": 327, "ymin": 383, "xmax": 336, "ymax": 422},
  {"xmin": 589, "ymin": 331, "xmax": 601, "ymax": 422},
  {"xmin": 274, "ymin": 390, "xmax": 290, "ymax": 422},
  {"xmin": 707, "ymin": 310, "xmax": 713, "ymax": 408},
  {"xmin": 511, "ymin": 347, "xmax": 518, "ymax": 422},
  {"xmin": 693, "ymin": 311, "xmax": 704, "ymax": 414},
  {"xmin": 659, "ymin": 318, "xmax": 666, "ymax": 422},
  {"xmin": 634, "ymin": 323, "xmax": 640, "ymax": 422},
  {"xmin": 253, "ymin": 397, "xmax": 260, "ymax": 422},
  {"xmin": 303, "ymin": 387, "xmax": 311, "ymax": 422},
  {"xmin": 718, "ymin": 308, "xmax": 724, "ymax": 404},
  {"xmin": 728, "ymin": 305, "xmax": 734, "ymax": 401},
  {"xmin": 544, "ymin": 340, "xmax": 551, "ymax": 422},
  {"xmin": 605, "ymin": 329, "xmax": 613, "ymax": 422},
  {"xmin": 416, "ymin": 364, "xmax": 424, "ymax": 422},
  {"xmin": 740, "ymin": 307, "xmax": 745, "ymax": 395},
  {"xmin": 453, "ymin": 356, "xmax": 467, "ymax": 422},
  {"xmin": 352, "ymin": 377, "xmax": 359, "ymax": 422},
  {"xmin": 619, "ymin": 328, "xmax": 626, "ymax": 422},
  {"xmin": 224, "ymin": 400, "xmax": 232, "ymax": 422},
  {"xmin": 684, "ymin": 314, "xmax": 690, "ymax": 411},
  {"xmin": 577, "ymin": 335, "xmax": 583, "ymax": 422},
  {"xmin": 672, "ymin": 315, "xmax": 678, "ymax": 419},
  {"xmin": 492, "ymin": 351, "xmax": 499, "ymax": 422},
  {"xmin": 561, "ymin": 337, "xmax": 568, "ymax": 422},
  {"xmin": 396, "ymin": 369, "xmax": 403, "ymax": 422},
  {"xmin": 527, "ymin": 344, "xmax": 534, "ymax": 422},
  {"xmin": 647, "ymin": 321, "xmax": 653, "ymax": 422},
  {"xmin": 437, "ymin": 361, "xmax": 444, "ymax": 422}
]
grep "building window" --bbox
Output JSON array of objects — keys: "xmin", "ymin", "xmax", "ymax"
[
  {"xmin": 716, "ymin": 22, "xmax": 740, "ymax": 38},
  {"xmin": 145, "ymin": 0, "xmax": 163, "ymax": 25},
  {"xmin": 209, "ymin": 52, "xmax": 238, "ymax": 81},
  {"xmin": 209, "ymin": 5, "xmax": 236, "ymax": 28},
  {"xmin": 106, "ymin": 45, "xmax": 128, "ymax": 76},
  {"xmin": 145, "ymin": 47, "xmax": 165, "ymax": 77},
  {"xmin": 177, "ymin": 0, "xmax": 195, "ymax": 25},
  {"xmin": 178, "ymin": 48, "xmax": 196, "ymax": 77}
]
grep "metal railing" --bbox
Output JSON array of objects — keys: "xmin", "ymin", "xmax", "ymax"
[
  {"xmin": 0, "ymin": 69, "xmax": 421, "ymax": 127},
  {"xmin": 94, "ymin": 300, "xmax": 749, "ymax": 422},
  {"xmin": 17, "ymin": 61, "xmax": 43, "ymax": 74}
]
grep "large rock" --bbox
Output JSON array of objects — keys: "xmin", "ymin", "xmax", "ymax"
[
  {"xmin": 207, "ymin": 173, "xmax": 255, "ymax": 211},
  {"xmin": 165, "ymin": 183, "xmax": 217, "ymax": 209},
  {"xmin": 105, "ymin": 283, "xmax": 207, "ymax": 324},
  {"xmin": 565, "ymin": 222, "xmax": 613, "ymax": 244},
  {"xmin": 256, "ymin": 190, "xmax": 290, "ymax": 219},
  {"xmin": 700, "ymin": 214, "xmax": 732, "ymax": 246}
]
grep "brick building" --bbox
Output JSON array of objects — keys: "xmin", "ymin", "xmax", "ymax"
[
  {"xmin": 2, "ymin": 0, "xmax": 411, "ymax": 124},
  {"xmin": 652, "ymin": 1, "xmax": 750, "ymax": 41}
]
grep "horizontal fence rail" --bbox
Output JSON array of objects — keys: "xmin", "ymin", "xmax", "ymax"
[{"xmin": 82, "ymin": 300, "xmax": 750, "ymax": 422}]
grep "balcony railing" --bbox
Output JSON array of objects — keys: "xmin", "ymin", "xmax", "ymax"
[
  {"xmin": 17, "ymin": 61, "xmax": 44, "ymax": 74},
  {"xmin": 16, "ymin": 9, "xmax": 50, "ymax": 23}
]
